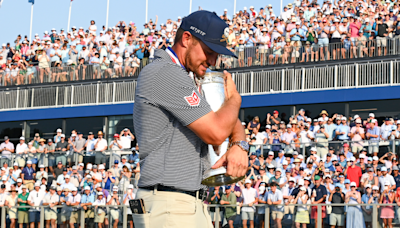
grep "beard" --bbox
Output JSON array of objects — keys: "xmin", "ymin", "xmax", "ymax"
[{"xmin": 185, "ymin": 44, "xmax": 209, "ymax": 78}]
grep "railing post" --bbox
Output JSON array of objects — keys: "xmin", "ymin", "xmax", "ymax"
[
  {"xmin": 302, "ymin": 146, "xmax": 306, "ymax": 157},
  {"xmin": 80, "ymin": 208, "xmax": 85, "ymax": 228},
  {"xmin": 391, "ymin": 60, "xmax": 394, "ymax": 85},
  {"xmin": 1, "ymin": 206, "xmax": 5, "ymax": 228},
  {"xmin": 31, "ymin": 88, "xmax": 35, "ymax": 107},
  {"xmin": 281, "ymin": 69, "xmax": 285, "ymax": 92},
  {"xmin": 64, "ymin": 86, "xmax": 68, "ymax": 105},
  {"xmin": 355, "ymin": 63, "xmax": 359, "ymax": 88},
  {"xmin": 70, "ymin": 85, "xmax": 74, "ymax": 106},
  {"xmin": 215, "ymin": 206, "xmax": 220, "ymax": 228},
  {"xmin": 112, "ymin": 82, "xmax": 116, "ymax": 104},
  {"xmin": 372, "ymin": 204, "xmax": 378, "ymax": 228},
  {"xmin": 250, "ymin": 71, "xmax": 254, "ymax": 95},
  {"xmin": 301, "ymin": 68, "xmax": 305, "ymax": 91},
  {"xmin": 317, "ymin": 204, "xmax": 322, "ymax": 228},
  {"xmin": 123, "ymin": 205, "xmax": 128, "ymax": 228},
  {"xmin": 15, "ymin": 87, "xmax": 19, "ymax": 109},
  {"xmin": 334, "ymin": 65, "xmax": 338, "ymax": 89},
  {"xmin": 55, "ymin": 86, "xmax": 59, "ymax": 107},
  {"xmin": 40, "ymin": 206, "xmax": 44, "ymax": 228},
  {"xmin": 265, "ymin": 206, "xmax": 270, "ymax": 228},
  {"xmin": 96, "ymin": 82, "xmax": 100, "ymax": 104}
]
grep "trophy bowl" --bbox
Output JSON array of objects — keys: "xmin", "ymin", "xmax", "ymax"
[{"xmin": 199, "ymin": 71, "xmax": 245, "ymax": 187}]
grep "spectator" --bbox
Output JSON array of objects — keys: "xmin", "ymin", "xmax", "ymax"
[
  {"xmin": 27, "ymin": 182, "xmax": 45, "ymax": 228},
  {"xmin": 17, "ymin": 185, "xmax": 29, "ymax": 227},
  {"xmin": 220, "ymin": 185, "xmax": 237, "ymax": 228},
  {"xmin": 93, "ymin": 191, "xmax": 107, "ymax": 228},
  {"xmin": 267, "ymin": 181, "xmax": 283, "ymax": 228},
  {"xmin": 311, "ymin": 175, "xmax": 327, "ymax": 228},
  {"xmin": 294, "ymin": 186, "xmax": 310, "ymax": 228},
  {"xmin": 329, "ymin": 183, "xmax": 345, "ymax": 228},
  {"xmin": 366, "ymin": 119, "xmax": 381, "ymax": 156},
  {"xmin": 94, "ymin": 131, "xmax": 108, "ymax": 166},
  {"xmin": 345, "ymin": 182, "xmax": 364, "ymax": 227},
  {"xmin": 207, "ymin": 186, "xmax": 223, "ymax": 227}
]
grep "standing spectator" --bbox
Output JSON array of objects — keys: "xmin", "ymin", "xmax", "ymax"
[
  {"xmin": 366, "ymin": 119, "xmax": 381, "ymax": 156},
  {"xmin": 267, "ymin": 181, "xmax": 284, "ymax": 228},
  {"xmin": 335, "ymin": 116, "xmax": 350, "ymax": 142},
  {"xmin": 67, "ymin": 187, "xmax": 81, "ymax": 228},
  {"xmin": 207, "ymin": 186, "xmax": 223, "ymax": 227},
  {"xmin": 21, "ymin": 161, "xmax": 35, "ymax": 191},
  {"xmin": 345, "ymin": 182, "xmax": 365, "ymax": 227},
  {"xmin": 220, "ymin": 185, "xmax": 237, "ymax": 228},
  {"xmin": 362, "ymin": 184, "xmax": 374, "ymax": 228},
  {"xmin": 15, "ymin": 137, "xmax": 27, "ymax": 168},
  {"xmin": 379, "ymin": 167, "xmax": 396, "ymax": 192},
  {"xmin": 94, "ymin": 131, "xmax": 108, "ymax": 166},
  {"xmin": 329, "ymin": 183, "xmax": 345, "ymax": 228},
  {"xmin": 81, "ymin": 186, "xmax": 95, "ymax": 228},
  {"xmin": 55, "ymin": 134, "xmax": 69, "ymax": 166},
  {"xmin": 17, "ymin": 185, "xmax": 29, "ymax": 227},
  {"xmin": 107, "ymin": 186, "xmax": 121, "ymax": 228},
  {"xmin": 42, "ymin": 186, "xmax": 59, "ymax": 228},
  {"xmin": 350, "ymin": 119, "xmax": 365, "ymax": 155},
  {"xmin": 294, "ymin": 186, "xmax": 310, "ymax": 228},
  {"xmin": 72, "ymin": 132, "xmax": 86, "ymax": 165},
  {"xmin": 120, "ymin": 128, "xmax": 135, "ymax": 150},
  {"xmin": 380, "ymin": 182, "xmax": 395, "ymax": 228},
  {"xmin": 0, "ymin": 136, "xmax": 15, "ymax": 167},
  {"xmin": 376, "ymin": 17, "xmax": 389, "ymax": 56},
  {"xmin": 311, "ymin": 175, "xmax": 327, "ymax": 228},
  {"xmin": 93, "ymin": 192, "xmax": 107, "ymax": 228},
  {"xmin": 27, "ymin": 182, "xmax": 45, "ymax": 228},
  {"xmin": 345, "ymin": 157, "xmax": 362, "ymax": 187}
]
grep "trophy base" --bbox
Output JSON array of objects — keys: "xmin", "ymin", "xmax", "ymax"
[{"xmin": 201, "ymin": 174, "xmax": 245, "ymax": 187}]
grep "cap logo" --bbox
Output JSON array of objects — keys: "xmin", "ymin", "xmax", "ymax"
[
  {"xmin": 220, "ymin": 27, "xmax": 229, "ymax": 44},
  {"xmin": 190, "ymin": 26, "xmax": 206, "ymax": 36}
]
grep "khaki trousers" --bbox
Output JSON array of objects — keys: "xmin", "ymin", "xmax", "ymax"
[{"xmin": 134, "ymin": 188, "xmax": 213, "ymax": 228}]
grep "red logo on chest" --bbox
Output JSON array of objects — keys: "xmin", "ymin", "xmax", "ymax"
[{"xmin": 185, "ymin": 91, "xmax": 200, "ymax": 106}]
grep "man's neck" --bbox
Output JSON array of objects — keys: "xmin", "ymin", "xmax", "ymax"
[{"xmin": 171, "ymin": 45, "xmax": 187, "ymax": 71}]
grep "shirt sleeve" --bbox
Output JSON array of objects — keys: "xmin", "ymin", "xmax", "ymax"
[{"xmin": 151, "ymin": 65, "xmax": 212, "ymax": 126}]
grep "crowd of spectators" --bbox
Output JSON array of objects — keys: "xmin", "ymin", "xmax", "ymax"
[
  {"xmin": 0, "ymin": 128, "xmax": 139, "ymax": 228},
  {"xmin": 1, "ymin": 0, "xmax": 400, "ymax": 86},
  {"xmin": 205, "ymin": 109, "xmax": 400, "ymax": 228}
]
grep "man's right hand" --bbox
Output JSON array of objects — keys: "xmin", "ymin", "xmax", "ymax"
[{"xmin": 223, "ymin": 70, "xmax": 240, "ymax": 103}]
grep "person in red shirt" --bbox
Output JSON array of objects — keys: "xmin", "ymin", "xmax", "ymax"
[{"xmin": 345, "ymin": 157, "xmax": 362, "ymax": 187}]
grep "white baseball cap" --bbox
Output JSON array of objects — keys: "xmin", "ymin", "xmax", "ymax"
[
  {"xmin": 98, "ymin": 164, "xmax": 105, "ymax": 170},
  {"xmin": 245, "ymin": 179, "xmax": 251, "ymax": 184},
  {"xmin": 350, "ymin": 182, "xmax": 357, "ymax": 187},
  {"xmin": 128, "ymin": 184, "xmax": 134, "ymax": 189},
  {"xmin": 381, "ymin": 167, "xmax": 388, "ymax": 172},
  {"xmin": 84, "ymin": 186, "xmax": 91, "ymax": 191},
  {"xmin": 372, "ymin": 186, "xmax": 379, "ymax": 190},
  {"xmin": 369, "ymin": 113, "xmax": 375, "ymax": 117},
  {"xmin": 373, "ymin": 156, "xmax": 379, "ymax": 161}
]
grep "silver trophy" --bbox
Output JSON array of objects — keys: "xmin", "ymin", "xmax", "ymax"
[{"xmin": 199, "ymin": 71, "xmax": 244, "ymax": 187}]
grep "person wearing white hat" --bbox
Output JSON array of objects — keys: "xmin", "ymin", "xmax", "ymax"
[
  {"xmin": 42, "ymin": 185, "xmax": 60, "ymax": 227},
  {"xmin": 345, "ymin": 181, "xmax": 364, "ymax": 227},
  {"xmin": 294, "ymin": 185, "xmax": 310, "ymax": 226},
  {"xmin": 123, "ymin": 184, "xmax": 136, "ymax": 227},
  {"xmin": 378, "ymin": 166, "xmax": 396, "ymax": 193},
  {"xmin": 93, "ymin": 191, "xmax": 107, "ymax": 226},
  {"xmin": 366, "ymin": 118, "xmax": 380, "ymax": 156},
  {"xmin": 335, "ymin": 116, "xmax": 350, "ymax": 141},
  {"xmin": 60, "ymin": 175, "xmax": 74, "ymax": 191},
  {"xmin": 5, "ymin": 187, "xmax": 19, "ymax": 227},
  {"xmin": 107, "ymin": 186, "xmax": 121, "ymax": 227},
  {"xmin": 267, "ymin": 181, "xmax": 284, "ymax": 227},
  {"xmin": 66, "ymin": 186, "xmax": 81, "ymax": 228},
  {"xmin": 239, "ymin": 178, "xmax": 258, "ymax": 227},
  {"xmin": 21, "ymin": 160, "xmax": 35, "ymax": 191},
  {"xmin": 15, "ymin": 137, "xmax": 28, "ymax": 167},
  {"xmin": 27, "ymin": 182, "xmax": 46, "ymax": 227},
  {"xmin": 80, "ymin": 186, "xmax": 96, "ymax": 227},
  {"xmin": 36, "ymin": 164, "xmax": 48, "ymax": 182},
  {"xmin": 350, "ymin": 118, "xmax": 365, "ymax": 154}
]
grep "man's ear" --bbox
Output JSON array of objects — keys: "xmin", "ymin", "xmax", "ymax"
[{"xmin": 180, "ymin": 31, "xmax": 193, "ymax": 49}]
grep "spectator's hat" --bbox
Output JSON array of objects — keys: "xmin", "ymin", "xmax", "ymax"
[
  {"xmin": 324, "ymin": 174, "xmax": 331, "ymax": 179},
  {"xmin": 373, "ymin": 156, "xmax": 379, "ymax": 161},
  {"xmin": 244, "ymin": 179, "xmax": 251, "ymax": 184},
  {"xmin": 289, "ymin": 177, "xmax": 296, "ymax": 182},
  {"xmin": 314, "ymin": 175, "xmax": 321, "ymax": 180},
  {"xmin": 179, "ymin": 11, "xmax": 237, "ymax": 57},
  {"xmin": 65, "ymin": 175, "xmax": 70, "ymax": 179},
  {"xmin": 27, "ymin": 160, "xmax": 32, "ymax": 165},
  {"xmin": 278, "ymin": 150, "xmax": 284, "ymax": 154},
  {"xmin": 381, "ymin": 167, "xmax": 388, "ymax": 172},
  {"xmin": 39, "ymin": 164, "xmax": 44, "ymax": 169},
  {"xmin": 370, "ymin": 119, "xmax": 377, "ymax": 124},
  {"xmin": 276, "ymin": 168, "xmax": 282, "ymax": 173},
  {"xmin": 265, "ymin": 125, "xmax": 271, "ymax": 129},
  {"xmin": 13, "ymin": 163, "xmax": 18, "ymax": 167},
  {"xmin": 128, "ymin": 184, "xmax": 134, "ymax": 189},
  {"xmin": 267, "ymin": 164, "xmax": 275, "ymax": 169},
  {"xmin": 298, "ymin": 179, "xmax": 304, "ymax": 186},
  {"xmin": 34, "ymin": 182, "xmax": 40, "ymax": 187},
  {"xmin": 50, "ymin": 186, "xmax": 57, "ymax": 190},
  {"xmin": 88, "ymin": 131, "xmax": 94, "ymax": 135},
  {"xmin": 365, "ymin": 18, "xmax": 370, "ymax": 23},
  {"xmin": 19, "ymin": 136, "xmax": 25, "ymax": 141},
  {"xmin": 298, "ymin": 155, "xmax": 304, "ymax": 160},
  {"xmin": 98, "ymin": 164, "xmax": 105, "ymax": 170},
  {"xmin": 282, "ymin": 160, "xmax": 288, "ymax": 165},
  {"xmin": 97, "ymin": 192, "xmax": 103, "ymax": 196},
  {"xmin": 72, "ymin": 166, "xmax": 77, "ymax": 170},
  {"xmin": 324, "ymin": 168, "xmax": 330, "ymax": 173},
  {"xmin": 95, "ymin": 183, "xmax": 102, "ymax": 189},
  {"xmin": 369, "ymin": 113, "xmax": 375, "ymax": 117},
  {"xmin": 268, "ymin": 151, "xmax": 274, "ymax": 157},
  {"xmin": 84, "ymin": 186, "xmax": 91, "ymax": 191},
  {"xmin": 393, "ymin": 166, "xmax": 399, "ymax": 171},
  {"xmin": 122, "ymin": 156, "xmax": 127, "ymax": 160},
  {"xmin": 250, "ymin": 6, "xmax": 254, "ymax": 9},
  {"xmin": 294, "ymin": 159, "xmax": 301, "ymax": 163},
  {"xmin": 384, "ymin": 181, "xmax": 390, "ymax": 186},
  {"xmin": 350, "ymin": 157, "xmax": 356, "ymax": 162},
  {"xmin": 288, "ymin": 3, "xmax": 292, "ymax": 8},
  {"xmin": 86, "ymin": 175, "xmax": 92, "ymax": 179},
  {"xmin": 97, "ymin": 131, "xmax": 103, "ymax": 135},
  {"xmin": 310, "ymin": 147, "xmax": 317, "ymax": 152},
  {"xmin": 113, "ymin": 186, "xmax": 119, "ymax": 192},
  {"xmin": 367, "ymin": 157, "xmax": 373, "ymax": 162},
  {"xmin": 21, "ymin": 184, "xmax": 27, "ymax": 189},
  {"xmin": 344, "ymin": 179, "xmax": 350, "ymax": 184},
  {"xmin": 114, "ymin": 160, "xmax": 119, "ymax": 164},
  {"xmin": 372, "ymin": 186, "xmax": 379, "ymax": 191},
  {"xmin": 60, "ymin": 134, "xmax": 65, "ymax": 138},
  {"xmin": 343, "ymin": 143, "xmax": 349, "ymax": 147},
  {"xmin": 291, "ymin": 18, "xmax": 297, "ymax": 22},
  {"xmin": 359, "ymin": 154, "xmax": 365, "ymax": 159},
  {"xmin": 92, "ymin": 165, "xmax": 98, "ymax": 169},
  {"xmin": 16, "ymin": 178, "xmax": 22, "ymax": 183},
  {"xmin": 113, "ymin": 133, "xmax": 119, "ymax": 138},
  {"xmin": 259, "ymin": 166, "xmax": 265, "ymax": 171}
]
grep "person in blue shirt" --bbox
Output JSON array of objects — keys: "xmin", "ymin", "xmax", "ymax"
[
  {"xmin": 335, "ymin": 117, "xmax": 350, "ymax": 141},
  {"xmin": 80, "ymin": 186, "xmax": 95, "ymax": 227},
  {"xmin": 134, "ymin": 39, "xmax": 145, "ymax": 60},
  {"xmin": 103, "ymin": 170, "xmax": 116, "ymax": 192},
  {"xmin": 366, "ymin": 119, "xmax": 381, "ymax": 156},
  {"xmin": 290, "ymin": 23, "xmax": 306, "ymax": 42},
  {"xmin": 245, "ymin": 31, "xmax": 257, "ymax": 66}
]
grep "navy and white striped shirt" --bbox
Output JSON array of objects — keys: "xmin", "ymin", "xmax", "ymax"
[{"xmin": 133, "ymin": 49, "xmax": 212, "ymax": 191}]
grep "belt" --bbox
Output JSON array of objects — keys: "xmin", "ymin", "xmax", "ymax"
[{"xmin": 140, "ymin": 185, "xmax": 207, "ymax": 201}]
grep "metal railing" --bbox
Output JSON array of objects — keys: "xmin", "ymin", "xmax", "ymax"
[
  {"xmin": 0, "ymin": 59, "xmax": 147, "ymax": 87},
  {"xmin": 0, "ymin": 202, "xmax": 393, "ymax": 228},
  {"xmin": 216, "ymin": 36, "xmax": 400, "ymax": 69}
]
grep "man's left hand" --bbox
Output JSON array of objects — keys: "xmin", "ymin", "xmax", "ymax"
[{"xmin": 211, "ymin": 145, "xmax": 248, "ymax": 178}]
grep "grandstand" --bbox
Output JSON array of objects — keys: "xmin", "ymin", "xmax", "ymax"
[{"xmin": 1, "ymin": 1, "xmax": 400, "ymax": 228}]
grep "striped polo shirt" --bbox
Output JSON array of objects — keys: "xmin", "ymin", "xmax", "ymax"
[{"xmin": 133, "ymin": 49, "xmax": 212, "ymax": 191}]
